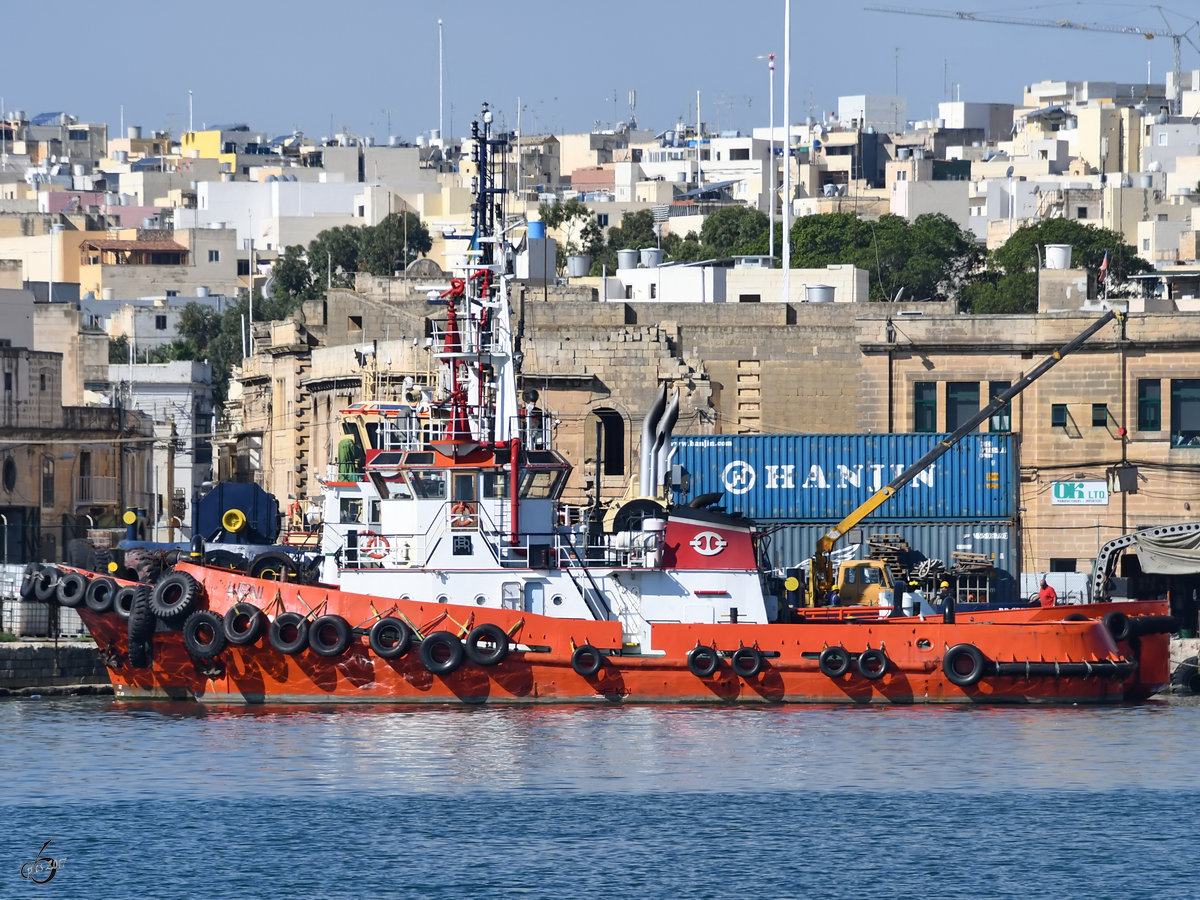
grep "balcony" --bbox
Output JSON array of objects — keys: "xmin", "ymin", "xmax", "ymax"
[{"xmin": 75, "ymin": 475, "xmax": 118, "ymax": 506}]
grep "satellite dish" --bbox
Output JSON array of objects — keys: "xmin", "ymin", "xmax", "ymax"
[{"xmin": 260, "ymin": 276, "xmax": 275, "ymax": 300}]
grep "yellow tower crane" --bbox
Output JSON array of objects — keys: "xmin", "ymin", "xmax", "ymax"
[{"xmin": 865, "ymin": 5, "xmax": 1200, "ymax": 114}]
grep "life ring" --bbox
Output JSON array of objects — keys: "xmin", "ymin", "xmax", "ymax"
[
  {"xmin": 818, "ymin": 646, "xmax": 851, "ymax": 678},
  {"xmin": 571, "ymin": 644, "xmax": 604, "ymax": 677},
  {"xmin": 360, "ymin": 531, "xmax": 390, "ymax": 560},
  {"xmin": 450, "ymin": 502, "xmax": 476, "ymax": 528},
  {"xmin": 687, "ymin": 645, "xmax": 720, "ymax": 678},
  {"xmin": 369, "ymin": 617, "xmax": 412, "ymax": 659},
  {"xmin": 857, "ymin": 648, "xmax": 889, "ymax": 680},
  {"xmin": 730, "ymin": 646, "xmax": 764, "ymax": 678},
  {"xmin": 465, "ymin": 623, "xmax": 509, "ymax": 666},
  {"xmin": 943, "ymin": 643, "xmax": 987, "ymax": 687},
  {"xmin": 419, "ymin": 631, "xmax": 465, "ymax": 675}
]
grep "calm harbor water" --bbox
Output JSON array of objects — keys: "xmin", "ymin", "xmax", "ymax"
[{"xmin": 3, "ymin": 696, "xmax": 1198, "ymax": 899}]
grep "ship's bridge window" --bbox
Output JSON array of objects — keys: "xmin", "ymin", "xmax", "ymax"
[
  {"xmin": 339, "ymin": 498, "xmax": 363, "ymax": 523},
  {"xmin": 409, "ymin": 469, "xmax": 447, "ymax": 499},
  {"xmin": 482, "ymin": 471, "xmax": 509, "ymax": 499},
  {"xmin": 519, "ymin": 468, "xmax": 566, "ymax": 500}
]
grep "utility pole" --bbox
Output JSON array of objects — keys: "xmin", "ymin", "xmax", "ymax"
[{"xmin": 166, "ymin": 418, "xmax": 177, "ymax": 542}]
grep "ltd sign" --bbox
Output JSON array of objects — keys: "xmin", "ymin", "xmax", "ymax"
[{"xmin": 1051, "ymin": 480, "xmax": 1109, "ymax": 506}]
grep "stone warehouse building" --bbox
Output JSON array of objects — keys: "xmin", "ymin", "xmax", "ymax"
[{"xmin": 223, "ymin": 268, "xmax": 1200, "ymax": 578}]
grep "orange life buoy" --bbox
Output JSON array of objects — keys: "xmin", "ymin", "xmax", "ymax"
[
  {"xmin": 450, "ymin": 502, "xmax": 476, "ymax": 528},
  {"xmin": 360, "ymin": 531, "xmax": 390, "ymax": 560}
]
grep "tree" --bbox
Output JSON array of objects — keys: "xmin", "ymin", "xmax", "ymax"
[
  {"xmin": 307, "ymin": 224, "xmax": 362, "ymax": 291},
  {"xmin": 108, "ymin": 335, "xmax": 129, "ymax": 363},
  {"xmin": 360, "ymin": 211, "xmax": 432, "ymax": 276},
  {"xmin": 700, "ymin": 206, "xmax": 769, "ymax": 258},
  {"xmin": 272, "ymin": 244, "xmax": 316, "ymax": 302},
  {"xmin": 967, "ymin": 220, "xmax": 1150, "ymax": 313}
]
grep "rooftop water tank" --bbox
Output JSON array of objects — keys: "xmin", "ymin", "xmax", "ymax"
[
  {"xmin": 805, "ymin": 284, "xmax": 835, "ymax": 303},
  {"xmin": 640, "ymin": 247, "xmax": 663, "ymax": 268},
  {"xmin": 197, "ymin": 286, "xmax": 210, "ymax": 298},
  {"xmin": 1139, "ymin": 173, "xmax": 1153, "ymax": 188},
  {"xmin": 527, "ymin": 220, "xmax": 546, "ymax": 240},
  {"xmin": 617, "ymin": 248, "xmax": 639, "ymax": 270},
  {"xmin": 128, "ymin": 125, "xmax": 142, "ymax": 140},
  {"xmin": 567, "ymin": 254, "xmax": 591, "ymax": 278},
  {"xmin": 1044, "ymin": 244, "xmax": 1072, "ymax": 270}
]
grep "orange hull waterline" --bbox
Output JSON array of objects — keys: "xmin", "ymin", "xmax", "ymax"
[
  {"xmin": 48, "ymin": 105, "xmax": 1172, "ymax": 708},
  {"xmin": 62, "ymin": 561, "xmax": 1165, "ymax": 706}
]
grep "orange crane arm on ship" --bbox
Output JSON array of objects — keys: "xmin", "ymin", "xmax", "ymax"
[{"xmin": 805, "ymin": 306, "xmax": 1124, "ymax": 606}]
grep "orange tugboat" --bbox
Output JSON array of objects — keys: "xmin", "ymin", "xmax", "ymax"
[{"xmin": 30, "ymin": 105, "xmax": 1171, "ymax": 705}]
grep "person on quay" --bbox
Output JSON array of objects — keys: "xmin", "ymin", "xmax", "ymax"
[{"xmin": 1038, "ymin": 577, "xmax": 1058, "ymax": 607}]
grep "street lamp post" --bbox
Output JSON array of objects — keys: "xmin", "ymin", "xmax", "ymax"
[{"xmin": 758, "ymin": 53, "xmax": 776, "ymax": 262}]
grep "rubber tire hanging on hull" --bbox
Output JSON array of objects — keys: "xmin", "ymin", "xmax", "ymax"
[
  {"xmin": 857, "ymin": 648, "xmax": 889, "ymax": 680},
  {"xmin": 269, "ymin": 612, "xmax": 310, "ymax": 655},
  {"xmin": 223, "ymin": 602, "xmax": 265, "ymax": 646},
  {"xmin": 943, "ymin": 643, "xmax": 987, "ymax": 688},
  {"xmin": 19, "ymin": 563, "xmax": 41, "ymax": 601},
  {"xmin": 84, "ymin": 576, "xmax": 118, "ymax": 614},
  {"xmin": 127, "ymin": 589, "xmax": 155, "ymax": 643},
  {"xmin": 419, "ymin": 631, "xmax": 465, "ymax": 675},
  {"xmin": 818, "ymin": 646, "xmax": 851, "ymax": 678},
  {"xmin": 308, "ymin": 615, "xmax": 352, "ymax": 657},
  {"xmin": 1103, "ymin": 610, "xmax": 1132, "ymax": 643},
  {"xmin": 730, "ymin": 647, "xmax": 764, "ymax": 678},
  {"xmin": 687, "ymin": 645, "xmax": 720, "ymax": 678},
  {"xmin": 368, "ymin": 617, "xmax": 412, "ymax": 659},
  {"xmin": 55, "ymin": 572, "xmax": 87, "ymax": 608},
  {"xmin": 33, "ymin": 568, "xmax": 61, "ymax": 603},
  {"xmin": 571, "ymin": 644, "xmax": 605, "ymax": 677},
  {"xmin": 183, "ymin": 609, "xmax": 227, "ymax": 659},
  {"xmin": 249, "ymin": 551, "xmax": 298, "ymax": 582},
  {"xmin": 150, "ymin": 571, "xmax": 201, "ymax": 625},
  {"xmin": 465, "ymin": 624, "xmax": 509, "ymax": 666}
]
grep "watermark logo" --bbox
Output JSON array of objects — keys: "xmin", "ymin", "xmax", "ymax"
[{"xmin": 20, "ymin": 839, "xmax": 66, "ymax": 885}]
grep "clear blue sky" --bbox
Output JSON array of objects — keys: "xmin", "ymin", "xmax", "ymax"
[{"xmin": 5, "ymin": 1, "xmax": 1197, "ymax": 142}]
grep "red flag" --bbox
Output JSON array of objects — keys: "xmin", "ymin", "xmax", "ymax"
[{"xmin": 1099, "ymin": 250, "xmax": 1109, "ymax": 282}]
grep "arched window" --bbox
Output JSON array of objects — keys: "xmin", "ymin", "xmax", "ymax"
[{"xmin": 592, "ymin": 409, "xmax": 625, "ymax": 476}]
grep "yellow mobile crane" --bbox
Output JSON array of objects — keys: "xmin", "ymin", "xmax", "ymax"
[{"xmin": 805, "ymin": 306, "xmax": 1124, "ymax": 607}]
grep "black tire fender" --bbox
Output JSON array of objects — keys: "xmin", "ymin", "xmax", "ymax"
[
  {"xmin": 818, "ymin": 646, "xmax": 851, "ymax": 678},
  {"xmin": 308, "ymin": 614, "xmax": 352, "ymax": 657},
  {"xmin": 687, "ymin": 645, "xmax": 720, "ymax": 678},
  {"xmin": 571, "ymin": 643, "xmax": 604, "ymax": 677},
  {"xmin": 127, "ymin": 587, "xmax": 155, "ymax": 643},
  {"xmin": 150, "ymin": 571, "xmax": 202, "ymax": 625},
  {"xmin": 33, "ymin": 567, "xmax": 61, "ymax": 603},
  {"xmin": 84, "ymin": 576, "xmax": 118, "ymax": 614},
  {"xmin": 465, "ymin": 623, "xmax": 509, "ymax": 666},
  {"xmin": 56, "ymin": 572, "xmax": 88, "ymax": 608},
  {"xmin": 730, "ymin": 646, "xmax": 764, "ymax": 678},
  {"xmin": 268, "ymin": 612, "xmax": 309, "ymax": 655},
  {"xmin": 419, "ymin": 631, "xmax": 465, "ymax": 675},
  {"xmin": 857, "ymin": 647, "xmax": 889, "ymax": 680},
  {"xmin": 368, "ymin": 617, "xmax": 412, "ymax": 659},
  {"xmin": 1103, "ymin": 610, "xmax": 1132, "ymax": 643},
  {"xmin": 183, "ymin": 609, "xmax": 227, "ymax": 659},
  {"xmin": 19, "ymin": 562, "xmax": 42, "ymax": 600},
  {"xmin": 113, "ymin": 585, "xmax": 145, "ymax": 622},
  {"xmin": 943, "ymin": 643, "xmax": 987, "ymax": 688},
  {"xmin": 223, "ymin": 602, "xmax": 265, "ymax": 646},
  {"xmin": 127, "ymin": 640, "xmax": 151, "ymax": 670}
]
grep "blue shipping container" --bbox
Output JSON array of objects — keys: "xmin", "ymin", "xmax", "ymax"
[{"xmin": 672, "ymin": 433, "xmax": 1016, "ymax": 522}]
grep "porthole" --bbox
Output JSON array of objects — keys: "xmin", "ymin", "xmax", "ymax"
[
  {"xmin": 2, "ymin": 458, "xmax": 14, "ymax": 492},
  {"xmin": 552, "ymin": 595, "xmax": 564, "ymax": 606},
  {"xmin": 475, "ymin": 595, "xmax": 487, "ymax": 606},
  {"xmin": 917, "ymin": 638, "xmax": 932, "ymax": 650},
  {"xmin": 437, "ymin": 594, "xmax": 450, "ymax": 604}
]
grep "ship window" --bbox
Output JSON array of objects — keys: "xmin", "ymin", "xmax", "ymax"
[
  {"xmin": 482, "ymin": 472, "xmax": 509, "ymax": 499},
  {"xmin": 339, "ymin": 498, "xmax": 363, "ymax": 523},
  {"xmin": 410, "ymin": 469, "xmax": 447, "ymax": 498},
  {"xmin": 383, "ymin": 477, "xmax": 412, "ymax": 500},
  {"xmin": 519, "ymin": 469, "xmax": 565, "ymax": 500},
  {"xmin": 368, "ymin": 499, "xmax": 381, "ymax": 524},
  {"xmin": 453, "ymin": 472, "xmax": 476, "ymax": 503}
]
